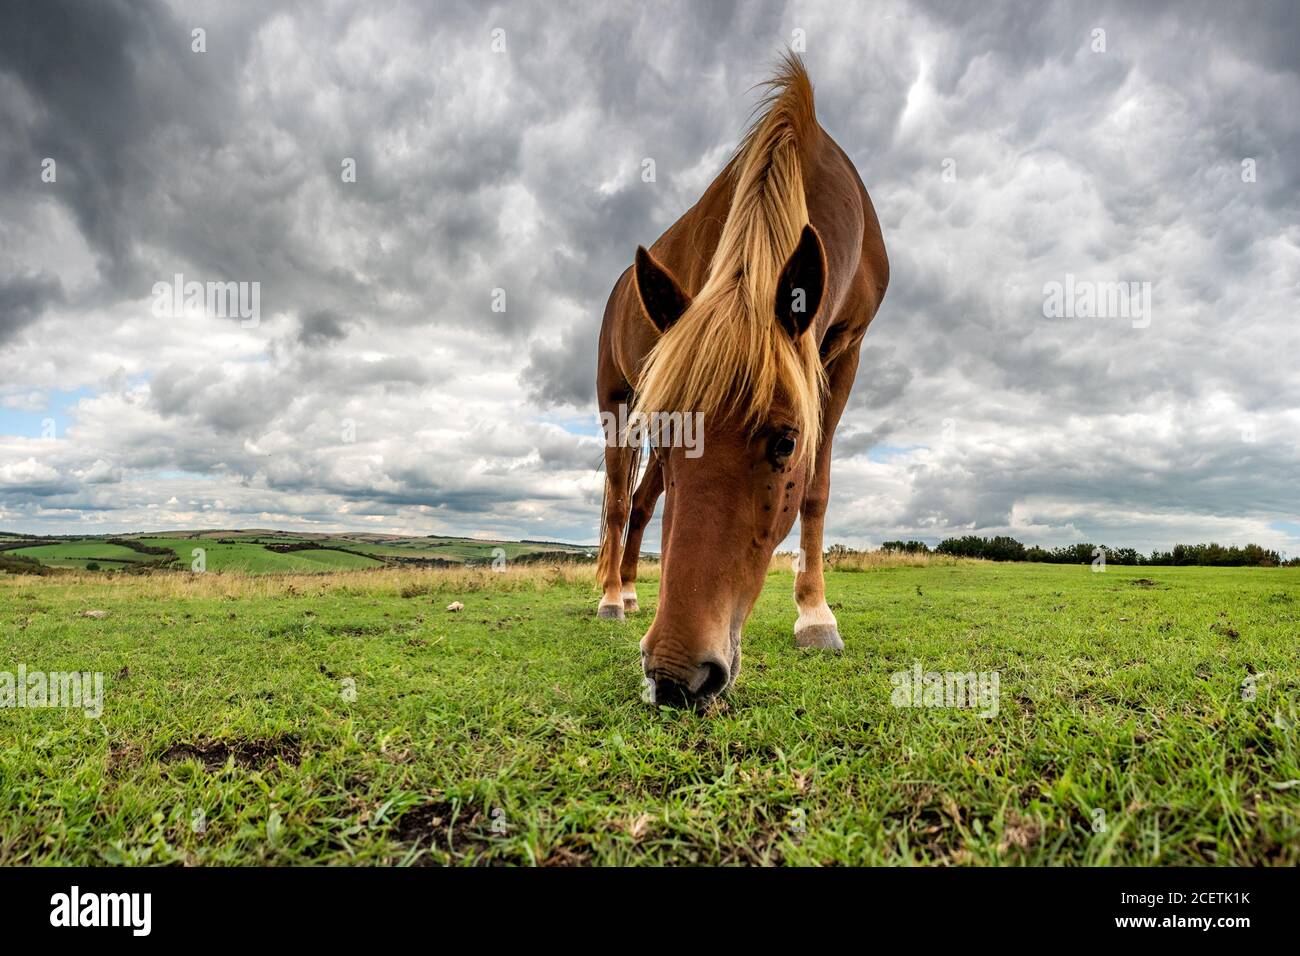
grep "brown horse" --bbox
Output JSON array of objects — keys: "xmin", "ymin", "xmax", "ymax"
[{"xmin": 595, "ymin": 54, "xmax": 888, "ymax": 708}]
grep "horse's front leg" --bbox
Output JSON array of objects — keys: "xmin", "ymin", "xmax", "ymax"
[
  {"xmin": 618, "ymin": 455, "xmax": 664, "ymax": 613},
  {"xmin": 794, "ymin": 470, "xmax": 842, "ymax": 650},
  {"xmin": 596, "ymin": 442, "xmax": 636, "ymax": 619},
  {"xmin": 794, "ymin": 344, "xmax": 860, "ymax": 650}
]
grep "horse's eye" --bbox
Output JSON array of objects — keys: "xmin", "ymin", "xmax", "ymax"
[{"xmin": 769, "ymin": 432, "xmax": 797, "ymax": 462}]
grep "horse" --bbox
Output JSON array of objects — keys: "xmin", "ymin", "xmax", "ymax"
[{"xmin": 594, "ymin": 54, "xmax": 889, "ymax": 708}]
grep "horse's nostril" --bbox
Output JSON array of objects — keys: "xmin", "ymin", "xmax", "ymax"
[
  {"xmin": 653, "ymin": 678, "xmax": 694, "ymax": 708},
  {"xmin": 696, "ymin": 660, "xmax": 729, "ymax": 698},
  {"xmin": 651, "ymin": 659, "xmax": 729, "ymax": 708}
]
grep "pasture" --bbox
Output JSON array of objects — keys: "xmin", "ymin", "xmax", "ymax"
[
  {"xmin": 1, "ymin": 560, "xmax": 1296, "ymax": 865},
  {"xmin": 0, "ymin": 531, "xmax": 592, "ymax": 575},
  {"xmin": 135, "ymin": 538, "xmax": 383, "ymax": 573},
  {"xmin": 2, "ymin": 541, "xmax": 150, "ymax": 570}
]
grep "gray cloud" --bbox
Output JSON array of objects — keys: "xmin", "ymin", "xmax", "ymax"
[
  {"xmin": 0, "ymin": 272, "xmax": 63, "ymax": 344},
  {"xmin": 297, "ymin": 309, "xmax": 351, "ymax": 347}
]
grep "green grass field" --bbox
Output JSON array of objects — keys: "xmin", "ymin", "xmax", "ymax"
[
  {"xmin": 1, "ymin": 561, "xmax": 1296, "ymax": 865},
  {"xmin": 4, "ymin": 541, "xmax": 152, "ymax": 569},
  {"xmin": 2, "ymin": 531, "xmax": 594, "ymax": 575},
  {"xmin": 135, "ymin": 538, "xmax": 384, "ymax": 573}
]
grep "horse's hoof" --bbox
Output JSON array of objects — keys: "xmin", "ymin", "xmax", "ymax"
[
  {"xmin": 623, "ymin": 598, "xmax": 640, "ymax": 613},
  {"xmin": 597, "ymin": 603, "xmax": 625, "ymax": 620},
  {"xmin": 795, "ymin": 624, "xmax": 844, "ymax": 652}
]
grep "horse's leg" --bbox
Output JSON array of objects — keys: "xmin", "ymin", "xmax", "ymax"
[
  {"xmin": 618, "ymin": 454, "xmax": 664, "ymax": 613},
  {"xmin": 597, "ymin": 441, "xmax": 636, "ymax": 619},
  {"xmin": 794, "ymin": 344, "xmax": 860, "ymax": 650}
]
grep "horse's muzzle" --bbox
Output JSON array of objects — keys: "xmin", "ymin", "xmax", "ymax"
[{"xmin": 644, "ymin": 657, "xmax": 730, "ymax": 709}]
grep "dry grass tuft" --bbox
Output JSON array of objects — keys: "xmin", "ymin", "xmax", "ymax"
[
  {"xmin": 770, "ymin": 549, "xmax": 971, "ymax": 573},
  {"xmin": 4, "ymin": 560, "xmax": 651, "ymax": 601}
]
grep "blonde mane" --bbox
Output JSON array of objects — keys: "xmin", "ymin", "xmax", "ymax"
[{"xmin": 633, "ymin": 53, "xmax": 825, "ymax": 465}]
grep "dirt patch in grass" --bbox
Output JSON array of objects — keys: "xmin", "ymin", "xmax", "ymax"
[
  {"xmin": 883, "ymin": 783, "xmax": 970, "ymax": 863},
  {"xmin": 394, "ymin": 800, "xmax": 500, "ymax": 864},
  {"xmin": 159, "ymin": 735, "xmax": 301, "ymax": 772},
  {"xmin": 323, "ymin": 622, "xmax": 388, "ymax": 636},
  {"xmin": 540, "ymin": 836, "xmax": 596, "ymax": 866},
  {"xmin": 998, "ymin": 811, "xmax": 1043, "ymax": 853},
  {"xmin": 107, "ymin": 742, "xmax": 145, "ymax": 778},
  {"xmin": 1131, "ymin": 579, "xmax": 1159, "ymax": 588}
]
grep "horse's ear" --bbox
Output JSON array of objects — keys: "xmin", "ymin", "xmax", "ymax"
[
  {"xmin": 634, "ymin": 246, "xmax": 691, "ymax": 334},
  {"xmin": 774, "ymin": 224, "xmax": 827, "ymax": 340}
]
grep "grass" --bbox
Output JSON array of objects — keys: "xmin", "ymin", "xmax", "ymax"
[{"xmin": 1, "ymin": 561, "xmax": 1297, "ymax": 865}]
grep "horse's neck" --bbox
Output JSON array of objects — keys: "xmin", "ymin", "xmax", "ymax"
[{"xmin": 652, "ymin": 164, "xmax": 740, "ymax": 295}]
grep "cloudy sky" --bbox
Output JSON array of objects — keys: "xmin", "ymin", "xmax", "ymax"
[{"xmin": 1, "ymin": 0, "xmax": 1297, "ymax": 554}]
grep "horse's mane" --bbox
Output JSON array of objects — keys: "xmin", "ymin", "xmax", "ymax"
[{"xmin": 633, "ymin": 52, "xmax": 825, "ymax": 465}]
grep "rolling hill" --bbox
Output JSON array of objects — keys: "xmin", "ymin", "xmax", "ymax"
[{"xmin": 0, "ymin": 530, "xmax": 599, "ymax": 574}]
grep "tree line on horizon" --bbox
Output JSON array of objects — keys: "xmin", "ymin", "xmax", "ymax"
[{"xmin": 876, "ymin": 536, "xmax": 1293, "ymax": 567}]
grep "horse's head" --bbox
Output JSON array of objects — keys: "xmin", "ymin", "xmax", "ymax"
[{"xmin": 631, "ymin": 224, "xmax": 828, "ymax": 708}]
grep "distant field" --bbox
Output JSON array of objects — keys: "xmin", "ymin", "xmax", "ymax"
[
  {"xmin": 6, "ymin": 541, "xmax": 153, "ymax": 569},
  {"xmin": 1, "ymin": 530, "xmax": 596, "ymax": 574},
  {"xmin": 1, "ymin": 561, "xmax": 1296, "ymax": 865},
  {"xmin": 135, "ymin": 538, "xmax": 382, "ymax": 573}
]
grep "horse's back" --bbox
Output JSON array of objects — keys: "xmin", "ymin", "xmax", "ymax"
[{"xmin": 807, "ymin": 130, "xmax": 889, "ymax": 338}]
